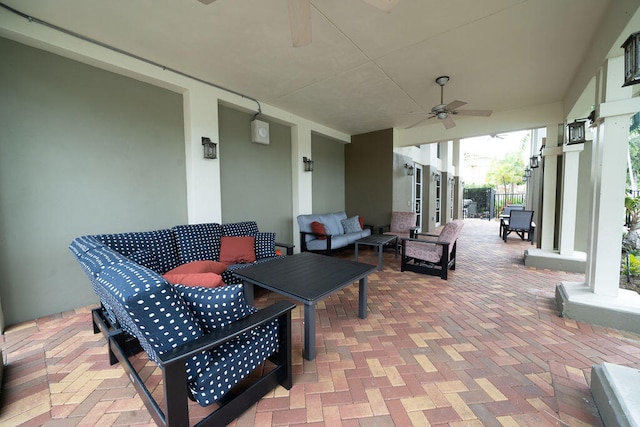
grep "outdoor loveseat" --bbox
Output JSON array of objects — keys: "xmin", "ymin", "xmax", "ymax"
[
  {"xmin": 69, "ymin": 221, "xmax": 295, "ymax": 426},
  {"xmin": 297, "ymin": 211, "xmax": 371, "ymax": 255}
]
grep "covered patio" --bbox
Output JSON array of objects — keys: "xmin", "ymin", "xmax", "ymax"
[{"xmin": 2, "ymin": 219, "xmax": 639, "ymax": 426}]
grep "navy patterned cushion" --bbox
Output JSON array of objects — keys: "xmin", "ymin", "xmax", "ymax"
[
  {"xmin": 190, "ymin": 319, "xmax": 279, "ymax": 405},
  {"xmin": 222, "ymin": 221, "xmax": 259, "ymax": 237},
  {"xmin": 254, "ymin": 232, "xmax": 277, "ymax": 259},
  {"xmin": 174, "ymin": 284, "xmax": 257, "ymax": 333},
  {"xmin": 94, "ymin": 230, "xmax": 180, "ymax": 273},
  {"xmin": 172, "ymin": 223, "xmax": 223, "ymax": 264},
  {"xmin": 127, "ymin": 250, "xmax": 161, "ymax": 272},
  {"xmin": 95, "ymin": 262, "xmax": 208, "ymax": 383},
  {"xmin": 222, "ymin": 256, "xmax": 281, "ymax": 285},
  {"xmin": 77, "ymin": 246, "xmax": 128, "ymax": 276}
]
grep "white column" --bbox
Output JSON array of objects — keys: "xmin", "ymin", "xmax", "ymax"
[
  {"xmin": 291, "ymin": 123, "xmax": 312, "ymax": 253},
  {"xmin": 585, "ymin": 56, "xmax": 638, "ymax": 296},
  {"xmin": 540, "ymin": 125, "xmax": 561, "ymax": 251},
  {"xmin": 558, "ymin": 143, "xmax": 585, "ymax": 255}
]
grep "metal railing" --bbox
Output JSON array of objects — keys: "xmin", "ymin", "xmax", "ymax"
[{"xmin": 494, "ymin": 193, "xmax": 526, "ymax": 218}]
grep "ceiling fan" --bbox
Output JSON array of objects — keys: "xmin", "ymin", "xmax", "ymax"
[
  {"xmin": 420, "ymin": 76, "xmax": 492, "ymax": 130},
  {"xmin": 197, "ymin": 0, "xmax": 399, "ymax": 47}
]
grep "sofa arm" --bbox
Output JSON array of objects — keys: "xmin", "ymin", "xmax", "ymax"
[
  {"xmin": 299, "ymin": 230, "xmax": 332, "ymax": 253},
  {"xmin": 275, "ymin": 242, "xmax": 294, "ymax": 255}
]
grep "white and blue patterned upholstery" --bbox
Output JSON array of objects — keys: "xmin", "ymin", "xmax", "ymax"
[
  {"xmin": 254, "ymin": 232, "xmax": 277, "ymax": 259},
  {"xmin": 174, "ymin": 284, "xmax": 257, "ymax": 332},
  {"xmin": 172, "ymin": 223, "xmax": 223, "ymax": 264},
  {"xmin": 69, "ymin": 228, "xmax": 286, "ymax": 408},
  {"xmin": 94, "ymin": 230, "xmax": 180, "ymax": 274},
  {"xmin": 222, "ymin": 221, "xmax": 259, "ymax": 237}
]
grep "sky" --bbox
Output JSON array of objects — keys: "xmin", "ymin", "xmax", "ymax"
[{"xmin": 461, "ymin": 130, "xmax": 530, "ymax": 160}]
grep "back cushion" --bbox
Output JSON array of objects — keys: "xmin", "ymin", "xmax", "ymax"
[
  {"xmin": 173, "ymin": 223, "xmax": 223, "ymax": 264},
  {"xmin": 94, "ymin": 229, "xmax": 180, "ymax": 274},
  {"xmin": 222, "ymin": 221, "xmax": 259, "ymax": 237},
  {"xmin": 95, "ymin": 261, "xmax": 208, "ymax": 382}
]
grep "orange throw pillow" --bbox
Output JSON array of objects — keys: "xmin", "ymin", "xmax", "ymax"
[
  {"xmin": 310, "ymin": 221, "xmax": 327, "ymax": 240},
  {"xmin": 163, "ymin": 272, "xmax": 224, "ymax": 288},
  {"xmin": 164, "ymin": 260, "xmax": 227, "ymax": 275},
  {"xmin": 219, "ymin": 236, "xmax": 256, "ymax": 264},
  {"xmin": 358, "ymin": 216, "xmax": 365, "ymax": 229}
]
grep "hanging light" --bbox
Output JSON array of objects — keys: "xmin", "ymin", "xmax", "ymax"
[
  {"xmin": 567, "ymin": 119, "xmax": 586, "ymax": 145},
  {"xmin": 529, "ymin": 154, "xmax": 540, "ymax": 169},
  {"xmin": 622, "ymin": 31, "xmax": 640, "ymax": 87}
]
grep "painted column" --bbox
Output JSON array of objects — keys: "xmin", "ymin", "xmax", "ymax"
[
  {"xmin": 291, "ymin": 123, "xmax": 312, "ymax": 253},
  {"xmin": 585, "ymin": 56, "xmax": 638, "ymax": 296},
  {"xmin": 558, "ymin": 143, "xmax": 585, "ymax": 255},
  {"xmin": 540, "ymin": 125, "xmax": 561, "ymax": 251}
]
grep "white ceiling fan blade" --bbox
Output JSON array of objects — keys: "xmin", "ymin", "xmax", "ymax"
[
  {"xmin": 445, "ymin": 100, "xmax": 466, "ymax": 111},
  {"xmin": 288, "ymin": 0, "xmax": 312, "ymax": 47},
  {"xmin": 455, "ymin": 109, "xmax": 493, "ymax": 117},
  {"xmin": 442, "ymin": 115, "xmax": 456, "ymax": 129},
  {"xmin": 362, "ymin": 0, "xmax": 400, "ymax": 12},
  {"xmin": 197, "ymin": 0, "xmax": 216, "ymax": 4}
]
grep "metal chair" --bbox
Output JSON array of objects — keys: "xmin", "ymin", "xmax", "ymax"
[{"xmin": 502, "ymin": 210, "xmax": 534, "ymax": 243}]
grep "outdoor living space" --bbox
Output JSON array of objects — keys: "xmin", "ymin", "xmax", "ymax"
[{"xmin": 3, "ymin": 219, "xmax": 640, "ymax": 426}]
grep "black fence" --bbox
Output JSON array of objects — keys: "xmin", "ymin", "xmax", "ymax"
[{"xmin": 463, "ymin": 188, "xmax": 526, "ymax": 220}]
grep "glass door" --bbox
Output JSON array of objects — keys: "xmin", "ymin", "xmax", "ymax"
[{"xmin": 434, "ymin": 172, "xmax": 441, "ymax": 227}]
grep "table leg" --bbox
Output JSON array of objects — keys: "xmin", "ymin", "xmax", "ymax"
[
  {"xmin": 243, "ymin": 282, "xmax": 254, "ymax": 305},
  {"xmin": 358, "ymin": 277, "xmax": 368, "ymax": 319},
  {"xmin": 377, "ymin": 244, "xmax": 383, "ymax": 271},
  {"xmin": 304, "ymin": 303, "xmax": 316, "ymax": 360},
  {"xmin": 394, "ymin": 236, "xmax": 398, "ymax": 259},
  {"xmin": 355, "ymin": 242, "xmax": 359, "ymax": 263}
]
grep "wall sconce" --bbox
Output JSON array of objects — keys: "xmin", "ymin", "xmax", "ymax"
[
  {"xmin": 529, "ymin": 154, "xmax": 540, "ymax": 169},
  {"xmin": 622, "ymin": 31, "xmax": 640, "ymax": 87},
  {"xmin": 404, "ymin": 163, "xmax": 414, "ymax": 176},
  {"xmin": 303, "ymin": 157, "xmax": 314, "ymax": 172},
  {"xmin": 431, "ymin": 172, "xmax": 441, "ymax": 182},
  {"xmin": 448, "ymin": 177, "xmax": 455, "ymax": 185},
  {"xmin": 524, "ymin": 167, "xmax": 531, "ymax": 178},
  {"xmin": 202, "ymin": 137, "xmax": 217, "ymax": 159},
  {"xmin": 567, "ymin": 119, "xmax": 586, "ymax": 145}
]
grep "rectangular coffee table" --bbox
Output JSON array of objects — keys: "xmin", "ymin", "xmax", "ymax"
[
  {"xmin": 355, "ymin": 234, "xmax": 398, "ymax": 270},
  {"xmin": 234, "ymin": 252, "xmax": 376, "ymax": 361}
]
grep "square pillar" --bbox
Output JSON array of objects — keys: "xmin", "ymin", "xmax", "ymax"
[{"xmin": 558, "ymin": 143, "xmax": 585, "ymax": 256}]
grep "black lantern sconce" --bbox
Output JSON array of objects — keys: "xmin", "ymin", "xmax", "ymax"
[
  {"xmin": 404, "ymin": 163, "xmax": 414, "ymax": 176},
  {"xmin": 529, "ymin": 154, "xmax": 540, "ymax": 169},
  {"xmin": 431, "ymin": 172, "xmax": 441, "ymax": 182},
  {"xmin": 524, "ymin": 167, "xmax": 532, "ymax": 178},
  {"xmin": 303, "ymin": 157, "xmax": 314, "ymax": 172},
  {"xmin": 622, "ymin": 31, "xmax": 640, "ymax": 87},
  {"xmin": 202, "ymin": 137, "xmax": 217, "ymax": 159},
  {"xmin": 567, "ymin": 119, "xmax": 586, "ymax": 145}
]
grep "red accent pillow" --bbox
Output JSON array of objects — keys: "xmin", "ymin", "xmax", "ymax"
[
  {"xmin": 310, "ymin": 221, "xmax": 327, "ymax": 240},
  {"xmin": 164, "ymin": 260, "xmax": 227, "ymax": 275},
  {"xmin": 358, "ymin": 216, "xmax": 365, "ymax": 229},
  {"xmin": 219, "ymin": 236, "xmax": 256, "ymax": 264},
  {"xmin": 163, "ymin": 272, "xmax": 224, "ymax": 288}
]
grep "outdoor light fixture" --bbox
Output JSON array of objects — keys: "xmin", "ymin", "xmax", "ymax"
[
  {"xmin": 622, "ymin": 31, "xmax": 640, "ymax": 87},
  {"xmin": 431, "ymin": 172, "xmax": 441, "ymax": 182},
  {"xmin": 529, "ymin": 154, "xmax": 540, "ymax": 169},
  {"xmin": 524, "ymin": 167, "xmax": 531, "ymax": 178},
  {"xmin": 567, "ymin": 119, "xmax": 586, "ymax": 145},
  {"xmin": 303, "ymin": 157, "xmax": 314, "ymax": 172},
  {"xmin": 404, "ymin": 163, "xmax": 415, "ymax": 176},
  {"xmin": 202, "ymin": 137, "xmax": 217, "ymax": 159}
]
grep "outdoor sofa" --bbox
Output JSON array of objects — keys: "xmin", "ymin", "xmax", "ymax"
[{"xmin": 69, "ymin": 221, "xmax": 295, "ymax": 426}]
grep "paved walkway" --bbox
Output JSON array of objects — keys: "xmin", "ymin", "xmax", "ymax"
[{"xmin": 2, "ymin": 219, "xmax": 640, "ymax": 426}]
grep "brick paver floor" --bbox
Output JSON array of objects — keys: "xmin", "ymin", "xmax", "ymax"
[{"xmin": 2, "ymin": 219, "xmax": 640, "ymax": 426}]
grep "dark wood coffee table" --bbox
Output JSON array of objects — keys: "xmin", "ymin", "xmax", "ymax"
[
  {"xmin": 355, "ymin": 234, "xmax": 398, "ymax": 270},
  {"xmin": 234, "ymin": 252, "xmax": 376, "ymax": 360}
]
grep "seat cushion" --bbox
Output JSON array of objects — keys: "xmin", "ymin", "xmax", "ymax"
[
  {"xmin": 405, "ymin": 241, "xmax": 441, "ymax": 263},
  {"xmin": 222, "ymin": 221, "xmax": 259, "ymax": 237}
]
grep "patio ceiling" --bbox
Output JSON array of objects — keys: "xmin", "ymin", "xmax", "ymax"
[{"xmin": 0, "ymin": 0, "xmax": 627, "ymax": 138}]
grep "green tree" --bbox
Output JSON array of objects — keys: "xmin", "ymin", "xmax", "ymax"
[{"xmin": 485, "ymin": 152, "xmax": 525, "ymax": 194}]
